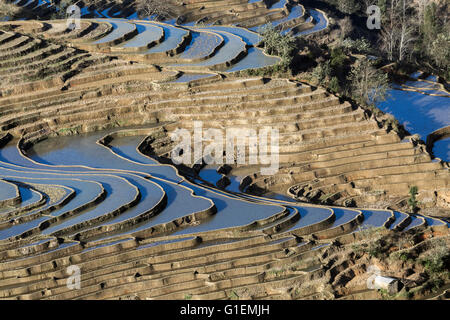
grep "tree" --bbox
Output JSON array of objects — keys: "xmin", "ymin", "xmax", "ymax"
[
  {"xmin": 330, "ymin": 47, "xmax": 347, "ymax": 76},
  {"xmin": 259, "ymin": 23, "xmax": 296, "ymax": 70},
  {"xmin": 416, "ymin": 0, "xmax": 430, "ymax": 27},
  {"xmin": 421, "ymin": 2, "xmax": 448, "ymax": 60},
  {"xmin": 337, "ymin": 0, "xmax": 360, "ymax": 14},
  {"xmin": 430, "ymin": 33, "xmax": 450, "ymax": 70},
  {"xmin": 380, "ymin": 0, "xmax": 399, "ymax": 61},
  {"xmin": 49, "ymin": 0, "xmax": 74, "ymax": 19},
  {"xmin": 363, "ymin": 0, "xmax": 375, "ymax": 11},
  {"xmin": 348, "ymin": 57, "xmax": 390, "ymax": 107},
  {"xmin": 136, "ymin": 0, "xmax": 171, "ymax": 21},
  {"xmin": 0, "ymin": 1, "xmax": 18, "ymax": 20},
  {"xmin": 422, "ymin": 2, "xmax": 439, "ymax": 43},
  {"xmin": 342, "ymin": 38, "xmax": 372, "ymax": 54},
  {"xmin": 311, "ymin": 61, "xmax": 331, "ymax": 83},
  {"xmin": 397, "ymin": 0, "xmax": 416, "ymax": 61},
  {"xmin": 338, "ymin": 16, "xmax": 353, "ymax": 42},
  {"xmin": 329, "ymin": 76, "xmax": 340, "ymax": 93},
  {"xmin": 379, "ymin": 0, "xmax": 416, "ymax": 62},
  {"xmin": 377, "ymin": 0, "xmax": 387, "ymax": 16}
]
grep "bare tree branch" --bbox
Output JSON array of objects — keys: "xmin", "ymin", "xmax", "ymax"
[{"xmin": 136, "ymin": 0, "xmax": 172, "ymax": 21}]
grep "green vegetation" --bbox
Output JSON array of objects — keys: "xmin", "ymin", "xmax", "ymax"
[
  {"xmin": 51, "ymin": 0, "xmax": 74, "ymax": 20},
  {"xmin": 0, "ymin": 1, "xmax": 18, "ymax": 20},
  {"xmin": 259, "ymin": 23, "xmax": 297, "ymax": 73},
  {"xmin": 418, "ymin": 240, "xmax": 450, "ymax": 295},
  {"xmin": 398, "ymin": 252, "xmax": 410, "ymax": 262},
  {"xmin": 366, "ymin": 239, "xmax": 385, "ymax": 258},
  {"xmin": 237, "ymin": 24, "xmax": 298, "ymax": 77},
  {"xmin": 309, "ymin": 45, "xmax": 389, "ymax": 110},
  {"xmin": 426, "ymin": 277, "xmax": 445, "ymax": 293},
  {"xmin": 302, "ymin": 33, "xmax": 410, "ymax": 134},
  {"xmin": 323, "ymin": 0, "xmax": 360, "ymax": 15},
  {"xmin": 318, "ymin": 1, "xmax": 449, "ymax": 80},
  {"xmin": 267, "ymin": 267, "xmax": 287, "ymax": 277},
  {"xmin": 228, "ymin": 290, "xmax": 239, "ymax": 300},
  {"xmin": 396, "ymin": 232, "xmax": 415, "ymax": 250},
  {"xmin": 183, "ymin": 293, "xmax": 192, "ymax": 300},
  {"xmin": 310, "ymin": 61, "xmax": 330, "ymax": 83},
  {"xmin": 341, "ymin": 38, "xmax": 372, "ymax": 55},
  {"xmin": 415, "ymin": 1, "xmax": 449, "ymax": 80},
  {"xmin": 389, "ymin": 246, "xmax": 415, "ymax": 264},
  {"xmin": 310, "ymin": 46, "xmax": 350, "ymax": 93},
  {"xmin": 348, "ymin": 57, "xmax": 390, "ymax": 107},
  {"xmin": 429, "ymin": 33, "xmax": 450, "ymax": 74},
  {"xmin": 238, "ymin": 64, "xmax": 290, "ymax": 78},
  {"xmin": 378, "ymin": 288, "xmax": 395, "ymax": 300},
  {"xmin": 420, "ymin": 240, "xmax": 449, "ymax": 275},
  {"xmin": 351, "ymin": 226, "xmax": 386, "ymax": 258},
  {"xmin": 58, "ymin": 125, "xmax": 82, "ymax": 135},
  {"xmin": 322, "ymin": 69, "xmax": 338, "ymax": 89},
  {"xmin": 408, "ymin": 186, "xmax": 418, "ymax": 213}
]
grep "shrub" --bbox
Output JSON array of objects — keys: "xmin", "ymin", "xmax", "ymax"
[
  {"xmin": 228, "ymin": 290, "xmax": 239, "ymax": 300},
  {"xmin": 348, "ymin": 57, "xmax": 390, "ymax": 107},
  {"xmin": 311, "ymin": 61, "xmax": 331, "ymax": 83},
  {"xmin": 330, "ymin": 47, "xmax": 347, "ymax": 76},
  {"xmin": 341, "ymin": 38, "xmax": 373, "ymax": 54},
  {"xmin": 420, "ymin": 239, "xmax": 449, "ymax": 275},
  {"xmin": 430, "ymin": 33, "xmax": 450, "ymax": 71},
  {"xmin": 337, "ymin": 0, "xmax": 360, "ymax": 14},
  {"xmin": 329, "ymin": 76, "xmax": 340, "ymax": 93},
  {"xmin": 309, "ymin": 47, "xmax": 349, "ymax": 93},
  {"xmin": 258, "ymin": 23, "xmax": 296, "ymax": 69},
  {"xmin": 353, "ymin": 226, "xmax": 386, "ymax": 258},
  {"xmin": 367, "ymin": 239, "xmax": 385, "ymax": 258},
  {"xmin": 0, "ymin": 2, "xmax": 18, "ymax": 20},
  {"xmin": 408, "ymin": 186, "xmax": 418, "ymax": 213}
]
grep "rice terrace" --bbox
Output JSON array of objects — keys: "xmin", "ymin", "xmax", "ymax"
[{"xmin": 0, "ymin": 0, "xmax": 448, "ymax": 302}]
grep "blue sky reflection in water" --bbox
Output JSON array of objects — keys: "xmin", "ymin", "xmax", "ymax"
[{"xmin": 376, "ymin": 81, "xmax": 450, "ymax": 161}]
